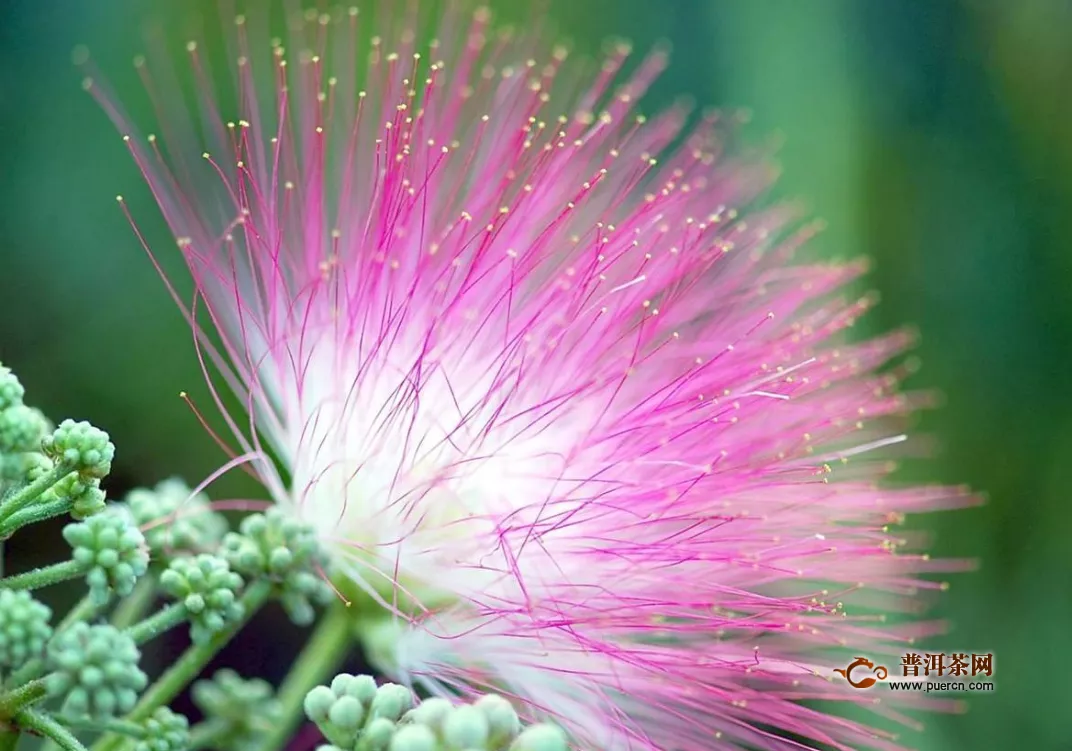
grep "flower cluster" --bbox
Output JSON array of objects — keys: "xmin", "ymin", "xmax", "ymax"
[
  {"xmin": 44, "ymin": 622, "xmax": 147, "ymax": 718},
  {"xmin": 191, "ymin": 670, "xmax": 280, "ymax": 751},
  {"xmin": 64, "ymin": 513, "xmax": 149, "ymax": 604},
  {"xmin": 160, "ymin": 554, "xmax": 245, "ymax": 645},
  {"xmin": 305, "ymin": 675, "xmax": 566, "ymax": 751},
  {"xmin": 42, "ymin": 420, "xmax": 114, "ymax": 479},
  {"xmin": 134, "ymin": 708, "xmax": 190, "ymax": 751},
  {"xmin": 0, "ymin": 589, "xmax": 52, "ymax": 669},
  {"xmin": 221, "ymin": 509, "xmax": 333, "ymax": 625},
  {"xmin": 0, "ymin": 364, "xmax": 51, "ymax": 491},
  {"xmin": 124, "ymin": 478, "xmax": 228, "ymax": 558}
]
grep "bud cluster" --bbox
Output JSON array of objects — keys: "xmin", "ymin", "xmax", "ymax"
[
  {"xmin": 221, "ymin": 508, "xmax": 333, "ymax": 625},
  {"xmin": 0, "ymin": 589, "xmax": 52, "ymax": 669},
  {"xmin": 44, "ymin": 622, "xmax": 148, "ymax": 717},
  {"xmin": 0, "ymin": 363, "xmax": 50, "ymax": 490},
  {"xmin": 124, "ymin": 478, "xmax": 228, "ymax": 558},
  {"xmin": 41, "ymin": 419, "xmax": 115, "ymax": 479},
  {"xmin": 64, "ymin": 512, "xmax": 150, "ymax": 604},
  {"xmin": 134, "ymin": 707, "xmax": 190, "ymax": 751},
  {"xmin": 304, "ymin": 675, "xmax": 569, "ymax": 751},
  {"xmin": 160, "ymin": 554, "xmax": 245, "ymax": 644},
  {"xmin": 191, "ymin": 669, "xmax": 281, "ymax": 751}
]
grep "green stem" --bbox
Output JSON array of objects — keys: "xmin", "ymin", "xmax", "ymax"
[
  {"xmin": 39, "ymin": 715, "xmax": 144, "ymax": 751},
  {"xmin": 0, "ymin": 729, "xmax": 18, "ymax": 751},
  {"xmin": 125, "ymin": 603, "xmax": 187, "ymax": 646},
  {"xmin": 0, "ymin": 560, "xmax": 87, "ymax": 592},
  {"xmin": 110, "ymin": 577, "xmax": 156, "ymax": 630},
  {"xmin": 0, "ymin": 679, "xmax": 47, "ymax": 719},
  {"xmin": 53, "ymin": 716, "xmax": 144, "ymax": 739},
  {"xmin": 259, "ymin": 602, "xmax": 354, "ymax": 751},
  {"xmin": 0, "ymin": 498, "xmax": 71, "ymax": 539},
  {"xmin": 16, "ymin": 710, "xmax": 87, "ymax": 751},
  {"xmin": 58, "ymin": 595, "xmax": 106, "ymax": 632},
  {"xmin": 0, "ymin": 466, "xmax": 72, "ymax": 526},
  {"xmin": 187, "ymin": 720, "xmax": 228, "ymax": 751}
]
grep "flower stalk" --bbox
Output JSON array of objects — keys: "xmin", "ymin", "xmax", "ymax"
[
  {"xmin": 258, "ymin": 602, "xmax": 354, "ymax": 751},
  {"xmin": 16, "ymin": 710, "xmax": 87, "ymax": 751},
  {"xmin": 0, "ymin": 465, "xmax": 72, "ymax": 527},
  {"xmin": 186, "ymin": 721, "xmax": 228, "ymax": 751},
  {"xmin": 0, "ymin": 560, "xmax": 87, "ymax": 592},
  {"xmin": 0, "ymin": 678, "xmax": 48, "ymax": 719},
  {"xmin": 0, "ymin": 498, "xmax": 72, "ymax": 539},
  {"xmin": 52, "ymin": 716, "xmax": 145, "ymax": 739},
  {"xmin": 127, "ymin": 579, "xmax": 270, "ymax": 718},
  {"xmin": 109, "ymin": 577, "xmax": 156, "ymax": 630},
  {"xmin": 124, "ymin": 603, "xmax": 187, "ymax": 646}
]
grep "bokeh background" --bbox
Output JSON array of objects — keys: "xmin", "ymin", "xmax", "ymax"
[{"xmin": 1, "ymin": 0, "xmax": 1066, "ymax": 748}]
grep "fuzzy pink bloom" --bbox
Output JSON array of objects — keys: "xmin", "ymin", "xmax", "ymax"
[{"xmin": 89, "ymin": 5, "xmax": 975, "ymax": 750}]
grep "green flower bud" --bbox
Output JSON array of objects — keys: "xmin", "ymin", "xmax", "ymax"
[
  {"xmin": 71, "ymin": 485, "xmax": 108, "ymax": 519},
  {"xmin": 304, "ymin": 685, "xmax": 337, "ymax": 723},
  {"xmin": 63, "ymin": 513, "xmax": 149, "ymax": 604},
  {"xmin": 0, "ymin": 406, "xmax": 50, "ymax": 454},
  {"xmin": 220, "ymin": 508, "xmax": 332, "ymax": 625},
  {"xmin": 42, "ymin": 419, "xmax": 115, "ymax": 478},
  {"xmin": 191, "ymin": 670, "xmax": 279, "ymax": 751},
  {"xmin": 369, "ymin": 684, "xmax": 413, "ymax": 723},
  {"xmin": 508, "ymin": 725, "xmax": 568, "ymax": 751},
  {"xmin": 332, "ymin": 673, "xmax": 378, "ymax": 705},
  {"xmin": 361, "ymin": 718, "xmax": 396, "ymax": 751},
  {"xmin": 45, "ymin": 623, "xmax": 147, "ymax": 718},
  {"xmin": 443, "ymin": 705, "xmax": 490, "ymax": 750},
  {"xmin": 328, "ymin": 696, "xmax": 366, "ymax": 731},
  {"xmin": 44, "ymin": 474, "xmax": 107, "ymax": 520},
  {"xmin": 268, "ymin": 546, "xmax": 294, "ymax": 572},
  {"xmin": 0, "ymin": 363, "xmax": 25, "ymax": 410},
  {"xmin": 389, "ymin": 724, "xmax": 436, "ymax": 751},
  {"xmin": 134, "ymin": 707, "xmax": 190, "ymax": 751},
  {"xmin": 125, "ymin": 478, "xmax": 228, "ymax": 558},
  {"xmin": 474, "ymin": 694, "xmax": 521, "ymax": 746},
  {"xmin": 403, "ymin": 697, "xmax": 453, "ymax": 732},
  {"xmin": 0, "ymin": 589, "xmax": 52, "ymax": 669},
  {"xmin": 159, "ymin": 554, "xmax": 245, "ymax": 644}
]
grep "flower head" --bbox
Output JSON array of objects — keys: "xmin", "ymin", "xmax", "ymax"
[
  {"xmin": 191, "ymin": 669, "xmax": 280, "ymax": 751},
  {"xmin": 0, "ymin": 589, "xmax": 52, "ymax": 670},
  {"xmin": 124, "ymin": 477, "xmax": 228, "ymax": 557},
  {"xmin": 89, "ymin": 5, "xmax": 975, "ymax": 749},
  {"xmin": 45, "ymin": 622, "xmax": 148, "ymax": 718}
]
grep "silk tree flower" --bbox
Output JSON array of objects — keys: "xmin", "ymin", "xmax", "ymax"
[{"xmin": 86, "ymin": 5, "xmax": 975, "ymax": 750}]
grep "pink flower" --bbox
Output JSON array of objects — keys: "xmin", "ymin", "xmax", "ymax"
[{"xmin": 88, "ymin": 6, "xmax": 975, "ymax": 749}]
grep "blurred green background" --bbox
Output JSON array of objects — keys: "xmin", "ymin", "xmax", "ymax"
[{"xmin": 1, "ymin": 0, "xmax": 1066, "ymax": 748}]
